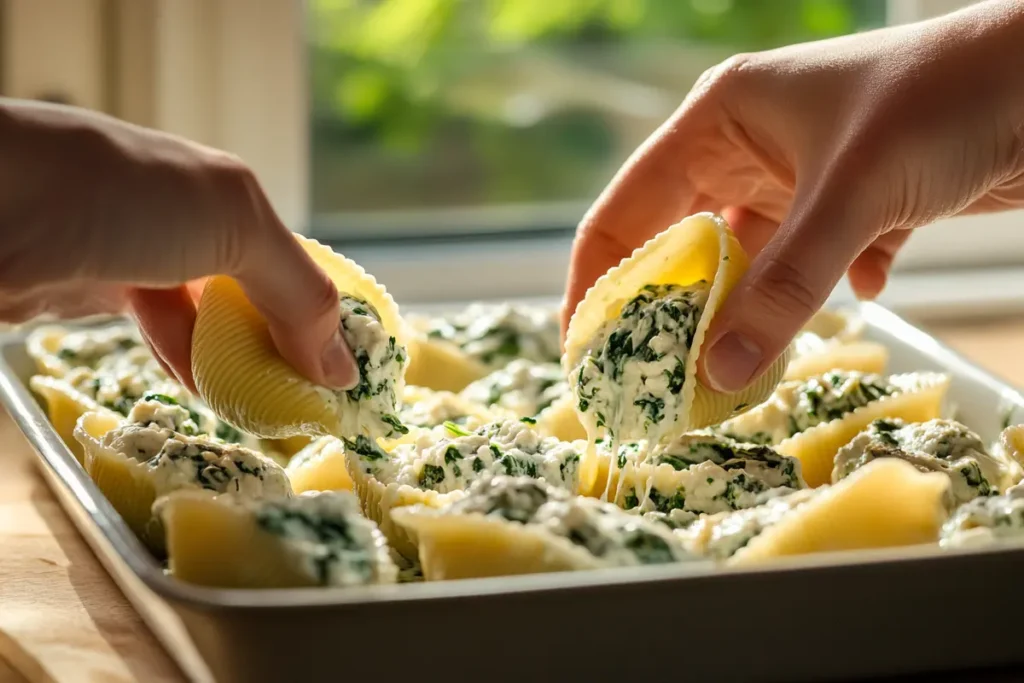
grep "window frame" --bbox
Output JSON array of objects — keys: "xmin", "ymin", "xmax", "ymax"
[{"xmin": 4, "ymin": 0, "xmax": 1020, "ymax": 309}]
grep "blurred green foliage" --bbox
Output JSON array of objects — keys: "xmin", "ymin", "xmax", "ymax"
[{"xmin": 310, "ymin": 0, "xmax": 886, "ymax": 220}]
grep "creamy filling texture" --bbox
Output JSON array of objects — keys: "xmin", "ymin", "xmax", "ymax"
[
  {"xmin": 679, "ymin": 488, "xmax": 820, "ymax": 559},
  {"xmin": 835, "ymin": 419, "xmax": 1004, "ymax": 504},
  {"xmin": 461, "ymin": 359, "xmax": 567, "ymax": 417},
  {"xmin": 613, "ymin": 432, "xmax": 805, "ymax": 516},
  {"xmin": 326, "ymin": 296, "xmax": 408, "ymax": 439},
  {"xmin": 573, "ymin": 283, "xmax": 709, "ymax": 447},
  {"xmin": 254, "ymin": 491, "xmax": 394, "ymax": 586},
  {"xmin": 940, "ymin": 484, "xmax": 1024, "ymax": 548},
  {"xmin": 351, "ymin": 419, "xmax": 582, "ymax": 494},
  {"xmin": 101, "ymin": 399, "xmax": 291, "ymax": 499},
  {"xmin": 423, "ymin": 303, "xmax": 561, "ymax": 368},
  {"xmin": 67, "ymin": 344, "xmax": 253, "ymax": 446},
  {"xmin": 54, "ymin": 325, "xmax": 141, "ymax": 368},
  {"xmin": 449, "ymin": 475, "xmax": 697, "ymax": 566},
  {"xmin": 399, "ymin": 389, "xmax": 485, "ymax": 429},
  {"xmin": 717, "ymin": 371, "xmax": 899, "ymax": 445}
]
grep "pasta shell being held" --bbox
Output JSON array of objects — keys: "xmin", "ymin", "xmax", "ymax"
[
  {"xmin": 191, "ymin": 235, "xmax": 411, "ymax": 441},
  {"xmin": 563, "ymin": 212, "xmax": 791, "ymax": 450}
]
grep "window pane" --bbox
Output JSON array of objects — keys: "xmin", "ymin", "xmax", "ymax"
[{"xmin": 309, "ymin": 0, "xmax": 887, "ymax": 240}]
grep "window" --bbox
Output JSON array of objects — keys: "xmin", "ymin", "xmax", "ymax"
[
  {"xmin": 308, "ymin": 0, "xmax": 888, "ymax": 241},
  {"xmin": 2, "ymin": 0, "xmax": 1022, "ymax": 312}
]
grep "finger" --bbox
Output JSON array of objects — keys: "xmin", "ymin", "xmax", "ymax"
[
  {"xmin": 128, "ymin": 286, "xmax": 199, "ymax": 393},
  {"xmin": 133, "ymin": 318, "xmax": 182, "ymax": 387},
  {"xmin": 0, "ymin": 283, "xmax": 126, "ymax": 323},
  {"xmin": 561, "ymin": 102, "xmax": 717, "ymax": 338},
  {"xmin": 847, "ymin": 230, "xmax": 911, "ymax": 300},
  {"xmin": 722, "ymin": 206, "xmax": 779, "ymax": 258},
  {"xmin": 233, "ymin": 220, "xmax": 358, "ymax": 392},
  {"xmin": 699, "ymin": 191, "xmax": 876, "ymax": 393}
]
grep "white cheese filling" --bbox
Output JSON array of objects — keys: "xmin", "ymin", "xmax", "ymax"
[
  {"xmin": 611, "ymin": 432, "xmax": 805, "ymax": 517},
  {"xmin": 461, "ymin": 359, "xmax": 567, "ymax": 418},
  {"xmin": 940, "ymin": 483, "xmax": 1024, "ymax": 548},
  {"xmin": 350, "ymin": 419, "xmax": 582, "ymax": 494},
  {"xmin": 835, "ymin": 419, "xmax": 1007, "ymax": 504},
  {"xmin": 716, "ymin": 371, "xmax": 899, "ymax": 445},
  {"xmin": 422, "ymin": 303, "xmax": 561, "ymax": 368},
  {"xmin": 253, "ymin": 491, "xmax": 396, "ymax": 586},
  {"xmin": 317, "ymin": 296, "xmax": 409, "ymax": 440},
  {"xmin": 449, "ymin": 475, "xmax": 697, "ymax": 566},
  {"xmin": 573, "ymin": 283, "xmax": 709, "ymax": 447}
]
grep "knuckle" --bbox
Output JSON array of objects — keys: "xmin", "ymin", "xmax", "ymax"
[{"xmin": 750, "ymin": 257, "xmax": 822, "ymax": 321}]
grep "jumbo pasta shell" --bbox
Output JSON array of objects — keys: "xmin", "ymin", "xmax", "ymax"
[
  {"xmin": 285, "ymin": 436, "xmax": 353, "ymax": 493},
  {"xmin": 564, "ymin": 212, "xmax": 791, "ymax": 439},
  {"xmin": 158, "ymin": 490, "xmax": 397, "ymax": 588},
  {"xmin": 783, "ymin": 341, "xmax": 889, "ymax": 382},
  {"xmin": 534, "ymin": 394, "xmax": 587, "ymax": 442},
  {"xmin": 996, "ymin": 425, "xmax": 1024, "ymax": 487},
  {"xmin": 25, "ymin": 326, "xmax": 71, "ymax": 377},
  {"xmin": 776, "ymin": 372, "xmax": 951, "ymax": 487},
  {"xmin": 390, "ymin": 507, "xmax": 601, "ymax": 581},
  {"xmin": 29, "ymin": 375, "xmax": 117, "ymax": 464},
  {"xmin": 191, "ymin": 235, "xmax": 411, "ymax": 439},
  {"xmin": 728, "ymin": 458, "xmax": 949, "ymax": 566},
  {"xmin": 344, "ymin": 445, "xmax": 463, "ymax": 561},
  {"xmin": 399, "ymin": 384, "xmax": 508, "ymax": 430},
  {"xmin": 74, "ymin": 411, "xmax": 164, "ymax": 553},
  {"xmin": 405, "ymin": 336, "xmax": 489, "ymax": 392}
]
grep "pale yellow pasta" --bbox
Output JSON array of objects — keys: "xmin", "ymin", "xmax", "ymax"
[
  {"xmin": 534, "ymin": 394, "xmax": 587, "ymax": 442},
  {"xmin": 191, "ymin": 235, "xmax": 411, "ymax": 440},
  {"xmin": 564, "ymin": 213, "xmax": 791, "ymax": 438},
  {"xmin": 775, "ymin": 373, "xmax": 951, "ymax": 487},
  {"xmin": 75, "ymin": 410, "xmax": 164, "ymax": 550},
  {"xmin": 29, "ymin": 375, "xmax": 117, "ymax": 464},
  {"xmin": 346, "ymin": 451, "xmax": 463, "ymax": 561},
  {"xmin": 728, "ymin": 458, "xmax": 950, "ymax": 566},
  {"xmin": 391, "ymin": 508, "xmax": 599, "ymax": 580},
  {"xmin": 405, "ymin": 335, "xmax": 489, "ymax": 393},
  {"xmin": 158, "ymin": 489, "xmax": 397, "ymax": 588},
  {"xmin": 25, "ymin": 325, "xmax": 71, "ymax": 377},
  {"xmin": 285, "ymin": 436, "xmax": 353, "ymax": 493},
  {"xmin": 784, "ymin": 341, "xmax": 890, "ymax": 382}
]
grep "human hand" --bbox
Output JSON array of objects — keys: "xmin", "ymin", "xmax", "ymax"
[
  {"xmin": 563, "ymin": 0, "xmax": 1024, "ymax": 394},
  {"xmin": 0, "ymin": 98, "xmax": 358, "ymax": 393}
]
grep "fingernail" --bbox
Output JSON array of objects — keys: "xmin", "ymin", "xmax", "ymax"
[
  {"xmin": 321, "ymin": 327, "xmax": 359, "ymax": 391},
  {"xmin": 704, "ymin": 332, "xmax": 762, "ymax": 393}
]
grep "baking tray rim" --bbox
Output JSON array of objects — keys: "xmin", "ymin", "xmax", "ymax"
[{"xmin": 4, "ymin": 301, "xmax": 1024, "ymax": 612}]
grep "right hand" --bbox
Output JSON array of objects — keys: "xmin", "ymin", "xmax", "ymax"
[{"xmin": 563, "ymin": 0, "xmax": 1024, "ymax": 393}]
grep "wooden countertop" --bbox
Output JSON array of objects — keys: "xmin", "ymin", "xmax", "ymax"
[{"xmin": 1, "ymin": 316, "xmax": 1024, "ymax": 683}]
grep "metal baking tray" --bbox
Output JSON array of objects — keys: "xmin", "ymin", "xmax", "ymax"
[{"xmin": 4, "ymin": 302, "xmax": 1024, "ymax": 683}]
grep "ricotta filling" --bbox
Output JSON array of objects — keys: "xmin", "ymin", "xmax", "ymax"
[
  {"xmin": 461, "ymin": 359, "xmax": 567, "ymax": 418},
  {"xmin": 324, "ymin": 296, "xmax": 409, "ymax": 440},
  {"xmin": 717, "ymin": 371, "xmax": 899, "ymax": 445},
  {"xmin": 677, "ymin": 488, "xmax": 820, "ymax": 559},
  {"xmin": 940, "ymin": 483, "xmax": 1024, "ymax": 548},
  {"xmin": 613, "ymin": 433, "xmax": 805, "ymax": 516},
  {"xmin": 101, "ymin": 399, "xmax": 291, "ymax": 499},
  {"xmin": 54, "ymin": 325, "xmax": 141, "ymax": 368},
  {"xmin": 424, "ymin": 303, "xmax": 561, "ymax": 368},
  {"xmin": 573, "ymin": 283, "xmax": 709, "ymax": 450},
  {"xmin": 449, "ymin": 475, "xmax": 697, "ymax": 566},
  {"xmin": 835, "ymin": 419, "xmax": 1005, "ymax": 504},
  {"xmin": 351, "ymin": 419, "xmax": 582, "ymax": 494},
  {"xmin": 254, "ymin": 491, "xmax": 394, "ymax": 586}
]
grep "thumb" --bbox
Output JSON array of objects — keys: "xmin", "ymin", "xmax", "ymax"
[
  {"xmin": 232, "ymin": 224, "xmax": 359, "ymax": 391},
  {"xmin": 698, "ymin": 195, "xmax": 875, "ymax": 393}
]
